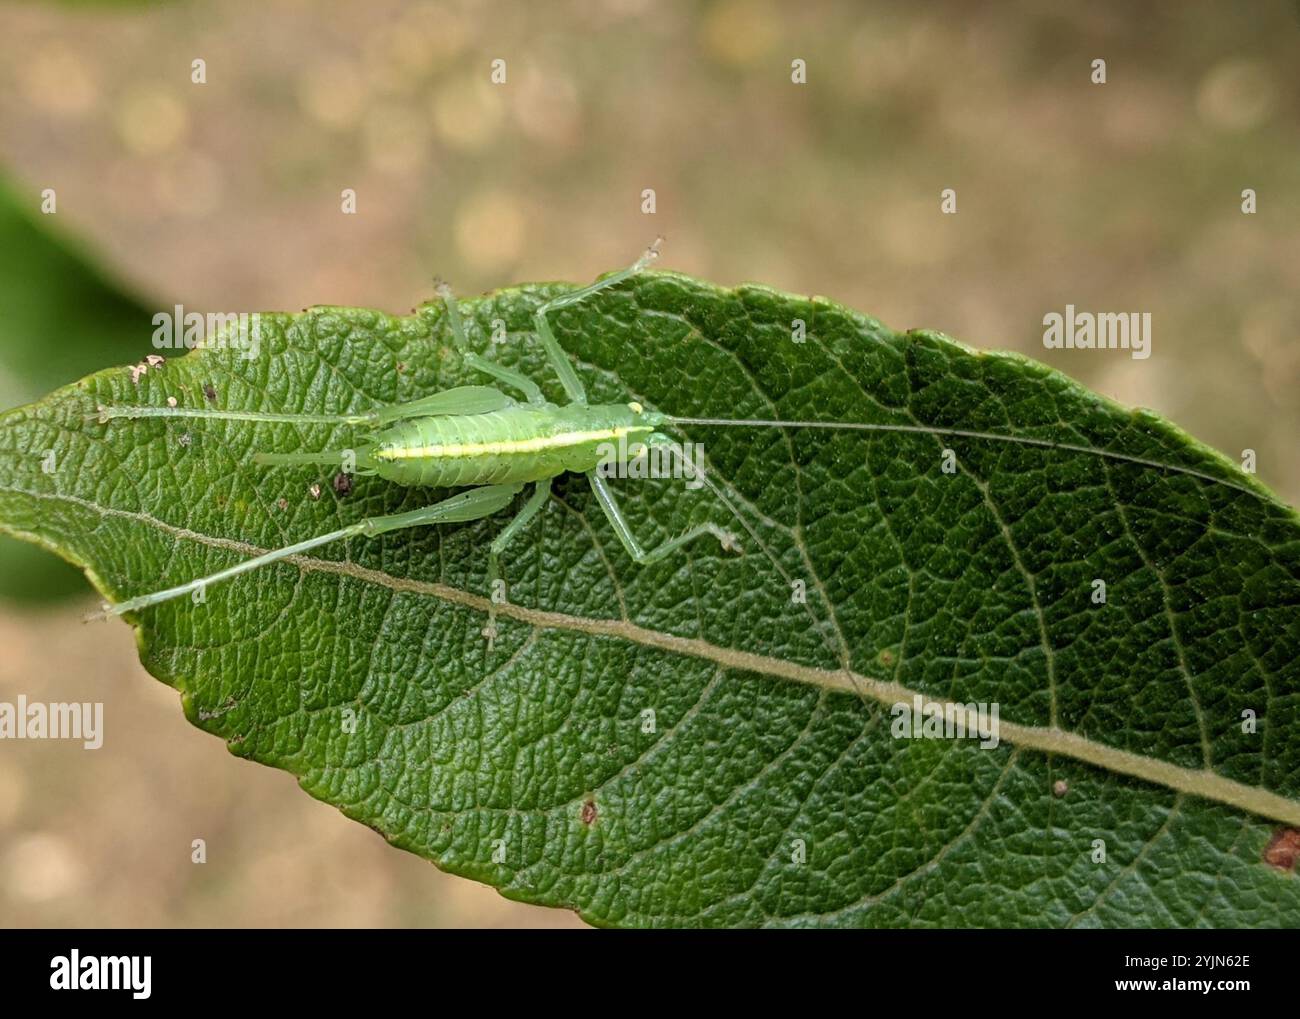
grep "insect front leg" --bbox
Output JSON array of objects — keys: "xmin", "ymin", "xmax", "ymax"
[
  {"xmin": 530, "ymin": 238, "xmax": 663, "ymax": 405},
  {"xmin": 482, "ymin": 478, "xmax": 552, "ymax": 653},
  {"xmin": 585, "ymin": 470, "xmax": 739, "ymax": 567}
]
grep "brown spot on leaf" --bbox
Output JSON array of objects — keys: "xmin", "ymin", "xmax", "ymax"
[
  {"xmin": 333, "ymin": 472, "xmax": 354, "ymax": 497},
  {"xmin": 1264, "ymin": 827, "xmax": 1300, "ymax": 872},
  {"xmin": 1052, "ymin": 779, "xmax": 1068, "ymax": 797},
  {"xmin": 203, "ymin": 383, "xmax": 218, "ymax": 403},
  {"xmin": 580, "ymin": 800, "xmax": 598, "ymax": 825}
]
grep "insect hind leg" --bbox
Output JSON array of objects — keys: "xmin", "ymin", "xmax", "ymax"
[
  {"xmin": 90, "ymin": 484, "xmax": 522, "ymax": 620},
  {"xmin": 93, "ymin": 404, "xmax": 380, "ymax": 427}
]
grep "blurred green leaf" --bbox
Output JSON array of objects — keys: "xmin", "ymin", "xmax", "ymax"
[
  {"xmin": 0, "ymin": 175, "xmax": 156, "ymax": 599},
  {"xmin": 0, "ymin": 273, "xmax": 1297, "ymax": 926}
]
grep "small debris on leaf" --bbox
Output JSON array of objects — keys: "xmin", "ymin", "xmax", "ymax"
[{"xmin": 1263, "ymin": 827, "xmax": 1300, "ymax": 872}]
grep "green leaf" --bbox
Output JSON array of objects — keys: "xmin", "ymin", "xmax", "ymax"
[
  {"xmin": 0, "ymin": 174, "xmax": 157, "ymax": 601},
  {"xmin": 1, "ymin": 272, "xmax": 1297, "ymax": 927}
]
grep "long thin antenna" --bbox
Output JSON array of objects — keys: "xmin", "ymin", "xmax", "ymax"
[{"xmin": 668, "ymin": 416, "xmax": 1266, "ymax": 500}]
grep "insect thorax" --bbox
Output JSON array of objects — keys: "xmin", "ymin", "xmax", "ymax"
[{"xmin": 369, "ymin": 402, "xmax": 660, "ymax": 487}]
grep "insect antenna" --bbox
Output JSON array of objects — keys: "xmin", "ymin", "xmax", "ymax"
[{"xmin": 668, "ymin": 416, "xmax": 1268, "ymax": 501}]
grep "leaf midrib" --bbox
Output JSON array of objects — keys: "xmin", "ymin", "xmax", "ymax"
[{"xmin": 7, "ymin": 484, "xmax": 1299, "ymax": 830}]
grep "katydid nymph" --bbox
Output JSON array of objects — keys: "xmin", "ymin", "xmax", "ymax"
[
  {"xmin": 89, "ymin": 239, "xmax": 1270, "ymax": 673},
  {"xmin": 91, "ymin": 240, "xmax": 744, "ymax": 649}
]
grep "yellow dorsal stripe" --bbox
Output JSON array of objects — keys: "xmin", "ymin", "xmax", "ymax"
[{"xmin": 377, "ymin": 426, "xmax": 639, "ymax": 461}]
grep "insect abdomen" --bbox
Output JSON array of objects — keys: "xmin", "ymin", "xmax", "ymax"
[{"xmin": 370, "ymin": 404, "xmax": 650, "ymax": 487}]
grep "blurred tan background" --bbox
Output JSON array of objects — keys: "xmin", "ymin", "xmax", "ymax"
[{"xmin": 0, "ymin": 0, "xmax": 1296, "ymax": 926}]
